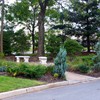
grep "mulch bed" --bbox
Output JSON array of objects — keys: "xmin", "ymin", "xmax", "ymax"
[
  {"xmin": 0, "ymin": 72, "xmax": 7, "ymax": 76},
  {"xmin": 37, "ymin": 73, "xmax": 65, "ymax": 83},
  {"xmin": 68, "ymin": 70, "xmax": 100, "ymax": 78},
  {"xmin": 87, "ymin": 72, "xmax": 100, "ymax": 78}
]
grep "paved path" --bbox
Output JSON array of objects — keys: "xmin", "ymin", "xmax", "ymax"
[
  {"xmin": 4, "ymin": 80, "xmax": 100, "ymax": 100},
  {"xmin": 66, "ymin": 72, "xmax": 96, "ymax": 81}
]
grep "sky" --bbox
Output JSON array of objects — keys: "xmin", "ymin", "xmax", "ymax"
[{"xmin": 5, "ymin": 0, "xmax": 15, "ymax": 4}]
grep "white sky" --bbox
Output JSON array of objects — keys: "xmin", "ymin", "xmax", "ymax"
[{"xmin": 5, "ymin": 0, "xmax": 15, "ymax": 4}]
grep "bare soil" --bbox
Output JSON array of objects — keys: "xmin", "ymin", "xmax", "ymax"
[
  {"xmin": 37, "ymin": 73, "xmax": 65, "ymax": 83},
  {"xmin": 0, "ymin": 72, "xmax": 7, "ymax": 76},
  {"xmin": 87, "ymin": 72, "xmax": 100, "ymax": 78},
  {"xmin": 68, "ymin": 70, "xmax": 100, "ymax": 78}
]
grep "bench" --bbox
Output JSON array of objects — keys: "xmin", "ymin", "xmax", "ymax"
[
  {"xmin": 15, "ymin": 56, "xmax": 30, "ymax": 63},
  {"xmin": 39, "ymin": 57, "xmax": 47, "ymax": 64}
]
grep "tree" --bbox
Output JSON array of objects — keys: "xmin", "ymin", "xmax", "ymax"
[
  {"xmin": 3, "ymin": 30, "xmax": 14, "ymax": 55},
  {"xmin": 54, "ymin": 46, "xmax": 67, "ymax": 79},
  {"xmin": 3, "ymin": 28, "xmax": 31, "ymax": 55},
  {"xmin": 93, "ymin": 39, "xmax": 100, "ymax": 72},
  {"xmin": 11, "ymin": 29, "xmax": 31, "ymax": 54},
  {"xmin": 6, "ymin": 0, "xmax": 38, "ymax": 53},
  {"xmin": 37, "ymin": 0, "xmax": 50, "ymax": 56},
  {"xmin": 37, "ymin": 0, "xmax": 65, "ymax": 56},
  {"xmin": 45, "ymin": 31, "xmax": 62, "ymax": 57},
  {"xmin": 5, "ymin": 0, "xmax": 65, "ymax": 56},
  {"xmin": 65, "ymin": 0, "xmax": 100, "ymax": 52},
  {"xmin": 6, "ymin": 0, "xmax": 60, "ymax": 55},
  {"xmin": 0, "ymin": 0, "xmax": 4, "ymax": 53}
]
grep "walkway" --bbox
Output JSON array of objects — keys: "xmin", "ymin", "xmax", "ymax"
[{"xmin": 66, "ymin": 72, "xmax": 96, "ymax": 81}]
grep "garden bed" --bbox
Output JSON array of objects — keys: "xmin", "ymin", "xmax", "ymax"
[
  {"xmin": 68, "ymin": 70, "xmax": 100, "ymax": 78},
  {"xmin": 87, "ymin": 72, "xmax": 100, "ymax": 78},
  {"xmin": 37, "ymin": 72, "xmax": 64, "ymax": 83},
  {"xmin": 0, "ymin": 72, "xmax": 7, "ymax": 75}
]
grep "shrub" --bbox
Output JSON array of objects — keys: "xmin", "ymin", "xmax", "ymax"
[
  {"xmin": 64, "ymin": 39, "xmax": 83, "ymax": 56},
  {"xmin": 77, "ymin": 64, "xmax": 90, "ymax": 73},
  {"xmin": 46, "ymin": 65, "xmax": 54, "ymax": 74},
  {"xmin": 53, "ymin": 73, "xmax": 59, "ymax": 78},
  {"xmin": 28, "ymin": 64, "xmax": 47, "ymax": 78},
  {"xmin": 93, "ymin": 40, "xmax": 100, "ymax": 72},
  {"xmin": 0, "ymin": 60, "xmax": 17, "ymax": 67},
  {"xmin": 81, "ymin": 55, "xmax": 94, "ymax": 66},
  {"xmin": 67, "ymin": 55, "xmax": 94, "ymax": 72},
  {"xmin": 54, "ymin": 46, "xmax": 68, "ymax": 79},
  {"xmin": 7, "ymin": 66, "xmax": 20, "ymax": 77},
  {"xmin": 7, "ymin": 63, "xmax": 47, "ymax": 78},
  {"xmin": 0, "ymin": 52, "xmax": 4, "ymax": 59},
  {"xmin": 0, "ymin": 66, "xmax": 7, "ymax": 72}
]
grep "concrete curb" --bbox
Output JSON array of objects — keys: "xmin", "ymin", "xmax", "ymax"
[{"xmin": 0, "ymin": 78, "xmax": 100, "ymax": 99}]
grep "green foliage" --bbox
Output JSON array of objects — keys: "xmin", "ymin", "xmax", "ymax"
[
  {"xmin": 3, "ymin": 30, "xmax": 14, "ymax": 55},
  {"xmin": 0, "ymin": 66, "xmax": 6, "ymax": 72},
  {"xmin": 7, "ymin": 63, "xmax": 47, "ymax": 78},
  {"xmin": 53, "ymin": 73, "xmax": 59, "ymax": 78},
  {"xmin": 0, "ymin": 60, "xmax": 47, "ymax": 78},
  {"xmin": 81, "ymin": 55, "xmax": 94, "ymax": 66},
  {"xmin": 3, "ymin": 29, "xmax": 31, "ymax": 55},
  {"xmin": 54, "ymin": 46, "xmax": 67, "ymax": 79},
  {"xmin": 68, "ymin": 55, "xmax": 94, "ymax": 72},
  {"xmin": 45, "ymin": 32, "xmax": 62, "ymax": 56},
  {"xmin": 7, "ymin": 65, "xmax": 20, "ymax": 77},
  {"xmin": 64, "ymin": 39, "xmax": 83, "ymax": 56},
  {"xmin": 77, "ymin": 64, "xmax": 90, "ymax": 73},
  {"xmin": 31, "ymin": 65, "xmax": 47, "ymax": 78},
  {"xmin": 0, "ymin": 52, "xmax": 4, "ymax": 59},
  {"xmin": 11, "ymin": 29, "xmax": 31, "ymax": 54},
  {"xmin": 5, "ymin": 0, "xmax": 39, "ymax": 54},
  {"xmin": 46, "ymin": 65, "xmax": 54, "ymax": 74},
  {"xmin": 63, "ymin": 0, "xmax": 100, "ymax": 52},
  {"xmin": 46, "ymin": 9, "xmax": 60, "ymax": 20},
  {"xmin": 93, "ymin": 40, "xmax": 100, "ymax": 72},
  {"xmin": 0, "ymin": 60, "xmax": 17, "ymax": 67},
  {"xmin": 8, "ymin": 0, "xmax": 31, "ymax": 21}
]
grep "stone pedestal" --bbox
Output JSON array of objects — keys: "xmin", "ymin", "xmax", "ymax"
[
  {"xmin": 15, "ymin": 56, "xmax": 30, "ymax": 63},
  {"xmin": 39, "ymin": 57, "xmax": 47, "ymax": 64}
]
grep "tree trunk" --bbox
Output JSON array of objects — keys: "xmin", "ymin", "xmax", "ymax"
[
  {"xmin": 31, "ymin": 6, "xmax": 36, "ymax": 54},
  {"xmin": 86, "ymin": 0, "xmax": 90, "ymax": 53},
  {"xmin": 32, "ymin": 28, "xmax": 35, "ymax": 54},
  {"xmin": 38, "ymin": 0, "xmax": 49, "ymax": 56},
  {"xmin": 87, "ymin": 35, "xmax": 90, "ymax": 52},
  {"xmin": 0, "ymin": 0, "xmax": 4, "ymax": 53},
  {"xmin": 38, "ymin": 12, "xmax": 45, "ymax": 56}
]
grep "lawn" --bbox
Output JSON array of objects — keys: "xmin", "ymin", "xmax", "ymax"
[{"xmin": 0, "ymin": 76, "xmax": 44, "ymax": 92}]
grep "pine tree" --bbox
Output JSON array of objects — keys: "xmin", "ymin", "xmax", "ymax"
[
  {"xmin": 93, "ymin": 39, "xmax": 100, "ymax": 72},
  {"xmin": 54, "ymin": 46, "xmax": 67, "ymax": 79},
  {"xmin": 65, "ymin": 0, "xmax": 100, "ymax": 52}
]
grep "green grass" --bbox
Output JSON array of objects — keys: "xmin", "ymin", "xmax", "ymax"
[{"xmin": 0, "ymin": 76, "xmax": 44, "ymax": 92}]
